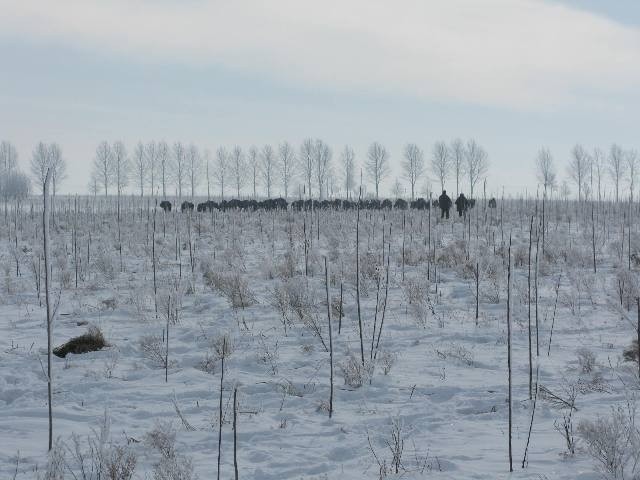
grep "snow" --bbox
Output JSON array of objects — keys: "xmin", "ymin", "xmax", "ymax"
[{"xmin": 0, "ymin": 199, "xmax": 638, "ymax": 479}]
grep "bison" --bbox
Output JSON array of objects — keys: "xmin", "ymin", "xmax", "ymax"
[
  {"xmin": 160, "ymin": 200, "xmax": 172, "ymax": 212},
  {"xmin": 410, "ymin": 198, "xmax": 429, "ymax": 210}
]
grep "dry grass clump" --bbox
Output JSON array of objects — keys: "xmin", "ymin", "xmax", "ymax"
[{"xmin": 53, "ymin": 325, "xmax": 108, "ymax": 358}]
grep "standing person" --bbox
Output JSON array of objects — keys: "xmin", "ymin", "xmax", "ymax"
[
  {"xmin": 455, "ymin": 193, "xmax": 468, "ymax": 217},
  {"xmin": 439, "ymin": 190, "xmax": 452, "ymax": 219}
]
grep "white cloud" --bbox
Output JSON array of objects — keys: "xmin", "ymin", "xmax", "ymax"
[{"xmin": 1, "ymin": 0, "xmax": 639, "ymax": 109}]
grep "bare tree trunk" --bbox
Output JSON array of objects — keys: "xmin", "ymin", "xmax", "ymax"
[
  {"xmin": 43, "ymin": 168, "xmax": 53, "ymax": 452},
  {"xmin": 165, "ymin": 296, "xmax": 170, "ymax": 383},
  {"xmin": 507, "ymin": 233, "xmax": 513, "ymax": 472},
  {"xmin": 547, "ymin": 274, "xmax": 561, "ymax": 356},
  {"xmin": 592, "ymin": 203, "xmax": 597, "ymax": 273},
  {"xmin": 356, "ymin": 189, "xmax": 364, "ymax": 366},
  {"xmin": 521, "ymin": 365, "xmax": 539, "ymax": 468},
  {"xmin": 535, "ymin": 225, "xmax": 540, "ymax": 357},
  {"xmin": 475, "ymin": 261, "xmax": 479, "ymax": 325},
  {"xmin": 374, "ymin": 242, "xmax": 391, "ymax": 360},
  {"xmin": 233, "ymin": 385, "xmax": 238, "ymax": 480},
  {"xmin": 401, "ymin": 213, "xmax": 406, "ymax": 282},
  {"xmin": 218, "ymin": 338, "xmax": 226, "ymax": 480},
  {"xmin": 528, "ymin": 216, "xmax": 533, "ymax": 400},
  {"xmin": 338, "ymin": 280, "xmax": 343, "ymax": 335},
  {"xmin": 324, "ymin": 257, "xmax": 334, "ymax": 418}
]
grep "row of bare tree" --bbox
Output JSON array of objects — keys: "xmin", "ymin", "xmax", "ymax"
[
  {"xmin": 3, "ymin": 138, "xmax": 491, "ymax": 200},
  {"xmin": 537, "ymin": 143, "xmax": 638, "ymax": 203},
  {"xmin": 83, "ymin": 138, "xmax": 491, "ymax": 200}
]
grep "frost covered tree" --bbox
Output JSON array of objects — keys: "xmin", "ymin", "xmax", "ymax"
[
  {"xmin": 465, "ymin": 139, "xmax": 488, "ymax": 197},
  {"xmin": 278, "ymin": 141, "xmax": 296, "ymax": 199},
  {"xmin": 157, "ymin": 141, "xmax": 171, "ymax": 198},
  {"xmin": 366, "ymin": 142, "xmax": 389, "ymax": 199},
  {"xmin": 449, "ymin": 138, "xmax": 465, "ymax": 197},
  {"xmin": 133, "ymin": 141, "xmax": 147, "ymax": 197},
  {"xmin": 300, "ymin": 138, "xmax": 315, "ymax": 198},
  {"xmin": 186, "ymin": 144, "xmax": 202, "ymax": 198},
  {"xmin": 215, "ymin": 147, "xmax": 228, "ymax": 200},
  {"xmin": 626, "ymin": 149, "xmax": 638, "ymax": 202},
  {"xmin": 567, "ymin": 144, "xmax": 588, "ymax": 202},
  {"xmin": 48, "ymin": 143, "xmax": 66, "ymax": 197},
  {"xmin": 260, "ymin": 144, "xmax": 277, "ymax": 198},
  {"xmin": 248, "ymin": 146, "xmax": 258, "ymax": 198},
  {"xmin": 31, "ymin": 142, "xmax": 66, "ymax": 195},
  {"xmin": 431, "ymin": 141, "xmax": 450, "ymax": 192},
  {"xmin": 536, "ymin": 147, "xmax": 556, "ymax": 193},
  {"xmin": 608, "ymin": 144, "xmax": 626, "ymax": 203},
  {"xmin": 560, "ymin": 180, "xmax": 571, "ymax": 202},
  {"xmin": 402, "ymin": 143, "xmax": 424, "ymax": 200},
  {"xmin": 592, "ymin": 148, "xmax": 605, "ymax": 203},
  {"xmin": 340, "ymin": 145, "xmax": 356, "ymax": 200},
  {"xmin": 203, "ymin": 148, "xmax": 212, "ymax": 200},
  {"xmin": 113, "ymin": 141, "xmax": 129, "ymax": 198},
  {"xmin": 93, "ymin": 141, "xmax": 114, "ymax": 196},
  {"xmin": 392, "ymin": 177, "xmax": 404, "ymax": 198},
  {"xmin": 0, "ymin": 140, "xmax": 18, "ymax": 173},
  {"xmin": 230, "ymin": 145, "xmax": 246, "ymax": 198},
  {"xmin": 172, "ymin": 142, "xmax": 187, "ymax": 199},
  {"xmin": 314, "ymin": 139, "xmax": 332, "ymax": 200},
  {"xmin": 31, "ymin": 143, "xmax": 51, "ymax": 188},
  {"xmin": 0, "ymin": 171, "xmax": 30, "ymax": 201},
  {"xmin": 145, "ymin": 141, "xmax": 158, "ymax": 197}
]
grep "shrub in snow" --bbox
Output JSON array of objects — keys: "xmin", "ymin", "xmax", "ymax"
[
  {"xmin": 378, "ymin": 350, "xmax": 397, "ymax": 375},
  {"xmin": 153, "ymin": 454, "xmax": 195, "ymax": 480},
  {"xmin": 403, "ymin": 276, "xmax": 432, "ymax": 327},
  {"xmin": 146, "ymin": 422, "xmax": 195, "ymax": 480},
  {"xmin": 576, "ymin": 347, "xmax": 597, "ymax": 374},
  {"xmin": 94, "ymin": 246, "xmax": 116, "ymax": 283},
  {"xmin": 145, "ymin": 421, "xmax": 177, "ymax": 458},
  {"xmin": 48, "ymin": 412, "xmax": 137, "ymax": 480},
  {"xmin": 104, "ymin": 445, "xmax": 137, "ymax": 480},
  {"xmin": 339, "ymin": 354, "xmax": 373, "ymax": 388},
  {"xmin": 202, "ymin": 263, "xmax": 255, "ymax": 309},
  {"xmin": 436, "ymin": 240, "xmax": 467, "ymax": 268},
  {"xmin": 578, "ymin": 404, "xmax": 640, "ymax": 479},
  {"xmin": 42, "ymin": 438, "xmax": 66, "ymax": 480},
  {"xmin": 140, "ymin": 334, "xmax": 170, "ymax": 368}
]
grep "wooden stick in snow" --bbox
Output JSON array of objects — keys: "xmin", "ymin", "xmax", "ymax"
[
  {"xmin": 324, "ymin": 257, "xmax": 334, "ymax": 418},
  {"xmin": 43, "ymin": 168, "xmax": 53, "ymax": 452}
]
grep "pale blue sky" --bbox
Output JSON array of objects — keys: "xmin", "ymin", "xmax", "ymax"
[{"xmin": 1, "ymin": 0, "xmax": 639, "ymax": 196}]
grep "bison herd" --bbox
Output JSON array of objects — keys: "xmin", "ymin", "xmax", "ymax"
[{"xmin": 156, "ymin": 197, "xmax": 497, "ymax": 213}]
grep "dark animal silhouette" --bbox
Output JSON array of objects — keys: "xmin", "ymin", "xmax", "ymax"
[
  {"xmin": 394, "ymin": 199, "xmax": 408, "ymax": 210},
  {"xmin": 181, "ymin": 201, "xmax": 194, "ymax": 212},
  {"xmin": 160, "ymin": 200, "xmax": 172, "ymax": 212},
  {"xmin": 410, "ymin": 198, "xmax": 429, "ymax": 210},
  {"xmin": 624, "ymin": 340, "xmax": 639, "ymax": 363},
  {"xmin": 488, "ymin": 198, "xmax": 497, "ymax": 209},
  {"xmin": 197, "ymin": 200, "xmax": 218, "ymax": 212}
]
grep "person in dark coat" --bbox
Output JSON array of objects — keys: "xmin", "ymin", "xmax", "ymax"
[
  {"xmin": 455, "ymin": 193, "xmax": 468, "ymax": 217},
  {"xmin": 438, "ymin": 190, "xmax": 452, "ymax": 219}
]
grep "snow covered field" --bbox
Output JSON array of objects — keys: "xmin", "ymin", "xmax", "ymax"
[{"xmin": 1, "ymin": 197, "xmax": 639, "ymax": 479}]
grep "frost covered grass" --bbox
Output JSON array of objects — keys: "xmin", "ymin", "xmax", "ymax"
[{"xmin": 0, "ymin": 196, "xmax": 639, "ymax": 479}]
